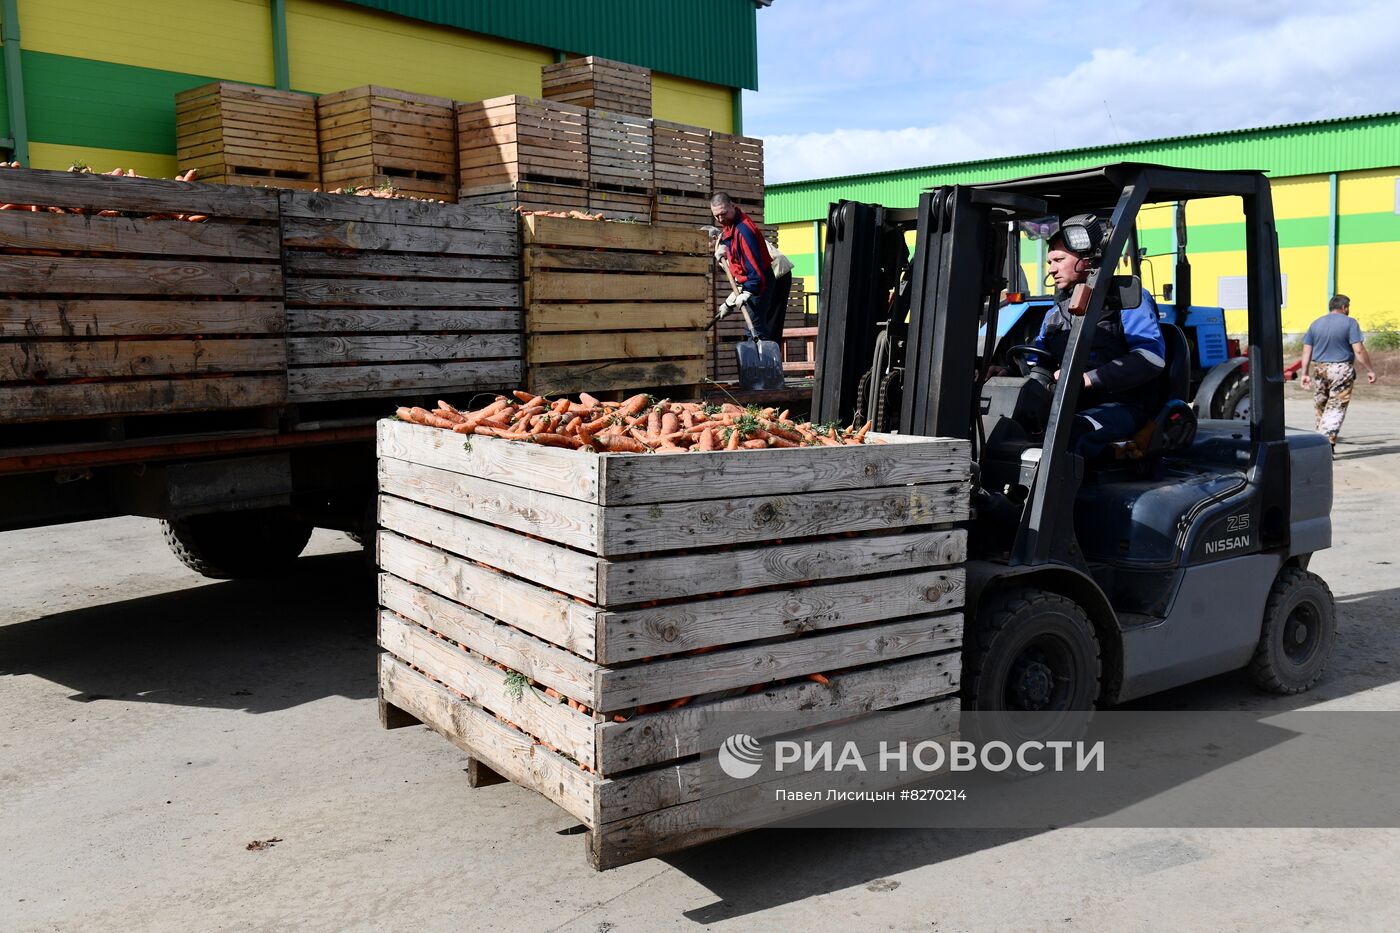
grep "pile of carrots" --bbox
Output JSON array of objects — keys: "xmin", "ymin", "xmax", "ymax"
[
  {"xmin": 0, "ymin": 163, "xmax": 210, "ymax": 221},
  {"xmin": 396, "ymin": 390, "xmax": 876, "ymax": 453}
]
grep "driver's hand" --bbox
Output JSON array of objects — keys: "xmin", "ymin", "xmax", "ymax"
[
  {"xmin": 1053, "ymin": 369, "xmax": 1061, "ymax": 381},
  {"xmin": 986, "ymin": 364, "xmax": 1009, "ymax": 377}
]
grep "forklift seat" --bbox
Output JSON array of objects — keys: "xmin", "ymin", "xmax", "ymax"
[
  {"xmin": 1109, "ymin": 323, "xmax": 1196, "ymax": 460},
  {"xmin": 1160, "ymin": 322, "xmax": 1191, "ymax": 405}
]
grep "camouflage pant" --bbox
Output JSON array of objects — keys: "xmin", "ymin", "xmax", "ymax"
[{"xmin": 1312, "ymin": 362, "xmax": 1355, "ymax": 441}]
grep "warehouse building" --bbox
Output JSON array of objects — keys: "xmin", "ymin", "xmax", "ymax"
[
  {"xmin": 0, "ymin": 0, "xmax": 756, "ymax": 175},
  {"xmin": 766, "ymin": 112, "xmax": 1400, "ymax": 334}
]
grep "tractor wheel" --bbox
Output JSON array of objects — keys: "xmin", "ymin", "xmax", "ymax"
[
  {"xmin": 1214, "ymin": 372, "xmax": 1250, "ymax": 421},
  {"xmin": 162, "ymin": 509, "xmax": 313, "ymax": 580},
  {"xmin": 963, "ymin": 586, "xmax": 1101, "ymax": 747},
  {"xmin": 1249, "ymin": 567, "xmax": 1336, "ymax": 694}
]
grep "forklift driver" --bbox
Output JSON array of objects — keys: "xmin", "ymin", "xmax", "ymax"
[{"xmin": 1030, "ymin": 232, "xmax": 1167, "ymax": 456}]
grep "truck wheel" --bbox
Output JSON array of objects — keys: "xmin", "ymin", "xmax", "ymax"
[
  {"xmin": 963, "ymin": 587, "xmax": 1101, "ymax": 746},
  {"xmin": 162, "ymin": 510, "xmax": 313, "ymax": 579},
  {"xmin": 1249, "ymin": 567, "xmax": 1336, "ymax": 694},
  {"xmin": 1215, "ymin": 373, "xmax": 1250, "ymax": 420}
]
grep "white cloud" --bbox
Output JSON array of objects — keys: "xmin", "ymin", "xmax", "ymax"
[{"xmin": 754, "ymin": 0, "xmax": 1400, "ymax": 183}]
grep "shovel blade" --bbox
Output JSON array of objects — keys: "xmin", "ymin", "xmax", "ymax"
[{"xmin": 736, "ymin": 339, "xmax": 784, "ymax": 391}]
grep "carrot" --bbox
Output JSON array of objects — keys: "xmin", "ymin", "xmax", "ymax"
[
  {"xmin": 618, "ymin": 393, "xmax": 650, "ymax": 417},
  {"xmin": 725, "ymin": 426, "xmax": 741, "ymax": 450},
  {"xmin": 661, "ymin": 412, "xmax": 680, "ymax": 435},
  {"xmin": 579, "ymin": 392, "xmax": 601, "ymax": 407},
  {"xmin": 511, "ymin": 390, "xmax": 535, "ymax": 402},
  {"xmin": 646, "ymin": 410, "xmax": 661, "ymax": 437},
  {"xmin": 594, "ymin": 435, "xmax": 647, "ymax": 454},
  {"xmin": 853, "ymin": 421, "xmax": 872, "ymax": 443},
  {"xmin": 778, "ymin": 410, "xmax": 790, "ymax": 421},
  {"xmin": 741, "ymin": 438, "xmax": 768, "ymax": 449},
  {"xmin": 655, "ymin": 445, "xmax": 688, "ymax": 454},
  {"xmin": 534, "ymin": 433, "xmax": 583, "ymax": 449},
  {"xmin": 577, "ymin": 424, "xmax": 597, "ymax": 449},
  {"xmin": 698, "ymin": 427, "xmax": 717, "ymax": 451},
  {"xmin": 544, "ymin": 687, "xmax": 561, "ymax": 700},
  {"xmin": 665, "ymin": 696, "xmax": 694, "ymax": 710},
  {"xmin": 807, "ymin": 673, "xmax": 832, "ymax": 686},
  {"xmin": 395, "ymin": 407, "xmax": 417, "ymax": 423}
]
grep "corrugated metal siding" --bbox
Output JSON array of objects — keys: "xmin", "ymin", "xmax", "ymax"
[
  {"xmin": 766, "ymin": 112, "xmax": 1400, "ymax": 223},
  {"xmin": 339, "ymin": 0, "xmax": 759, "ymax": 89}
]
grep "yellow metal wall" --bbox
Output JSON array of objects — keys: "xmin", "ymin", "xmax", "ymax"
[{"xmin": 652, "ymin": 74, "xmax": 733, "ymax": 133}]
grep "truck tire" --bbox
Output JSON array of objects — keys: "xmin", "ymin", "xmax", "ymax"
[
  {"xmin": 162, "ymin": 510, "xmax": 313, "ymax": 579},
  {"xmin": 1214, "ymin": 372, "xmax": 1250, "ymax": 420},
  {"xmin": 1249, "ymin": 567, "xmax": 1336, "ymax": 694},
  {"xmin": 963, "ymin": 587, "xmax": 1101, "ymax": 747}
]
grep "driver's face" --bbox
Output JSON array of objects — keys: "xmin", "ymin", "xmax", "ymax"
[{"xmin": 1046, "ymin": 247, "xmax": 1087, "ymax": 290}]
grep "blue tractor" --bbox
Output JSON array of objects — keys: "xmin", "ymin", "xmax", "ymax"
[{"xmin": 991, "ymin": 201, "xmax": 1250, "ymax": 420}]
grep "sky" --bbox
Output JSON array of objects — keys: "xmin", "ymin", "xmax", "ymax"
[{"xmin": 745, "ymin": 0, "xmax": 1400, "ymax": 184}]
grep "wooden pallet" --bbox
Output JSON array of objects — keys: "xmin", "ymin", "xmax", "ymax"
[
  {"xmin": 317, "ymin": 86, "xmax": 458, "ymax": 201},
  {"xmin": 522, "ymin": 215, "xmax": 711, "ymax": 395},
  {"xmin": 456, "ymin": 96, "xmax": 590, "ymax": 191},
  {"xmin": 175, "ymin": 82, "xmax": 320, "ymax": 190},
  {"xmin": 541, "ymin": 57, "xmax": 651, "ymax": 117},
  {"xmin": 375, "ymin": 419, "xmax": 970, "ymax": 868},
  {"xmin": 652, "ymin": 120, "xmax": 711, "ymax": 196},
  {"xmin": 0, "ymin": 169, "xmax": 286, "ymax": 423},
  {"xmin": 280, "ymin": 190, "xmax": 521, "ymax": 403}
]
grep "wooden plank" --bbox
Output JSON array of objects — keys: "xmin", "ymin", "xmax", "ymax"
[
  {"xmin": 596, "ymin": 528, "xmax": 967, "ymax": 604},
  {"xmin": 378, "ymin": 531, "xmax": 597, "ymax": 657},
  {"xmin": 379, "ymin": 495, "xmax": 599, "ymax": 602},
  {"xmin": 378, "ymin": 456, "xmax": 600, "ymax": 551},
  {"xmin": 529, "ymin": 331, "xmax": 705, "ymax": 365},
  {"xmin": 524, "ymin": 247, "xmax": 708, "ymax": 275},
  {"xmin": 280, "ymin": 217, "xmax": 515, "ymax": 255},
  {"xmin": 287, "ymin": 307, "xmax": 520, "ymax": 333},
  {"xmin": 527, "ymin": 272, "xmax": 707, "ymax": 303},
  {"xmin": 595, "ymin": 652, "xmax": 960, "ymax": 773},
  {"xmin": 594, "ymin": 612, "xmax": 963, "ymax": 710},
  {"xmin": 0, "ymin": 211, "xmax": 281, "ymax": 259},
  {"xmin": 0, "ymin": 168, "xmax": 281, "ymax": 220},
  {"xmin": 0, "ymin": 375, "xmax": 285, "ymax": 423},
  {"xmin": 596, "ymin": 481, "xmax": 970, "ymax": 556},
  {"xmin": 0, "ymin": 300, "xmax": 284, "ymax": 337},
  {"xmin": 379, "ymin": 574, "xmax": 596, "ymax": 702},
  {"xmin": 379, "ymin": 615, "xmax": 596, "ymax": 764},
  {"xmin": 597, "ymin": 568, "xmax": 964, "ymax": 662},
  {"xmin": 527, "ymin": 358, "xmax": 705, "ymax": 396},
  {"xmin": 597, "ymin": 700, "xmax": 959, "ymax": 821},
  {"xmin": 378, "ymin": 655, "xmax": 598, "ymax": 826},
  {"xmin": 0, "ymin": 256, "xmax": 283, "ymax": 297},
  {"xmin": 285, "ymin": 252, "xmax": 519, "ymax": 280},
  {"xmin": 285, "ymin": 279, "xmax": 519, "ymax": 308},
  {"xmin": 596, "ymin": 435, "xmax": 972, "ymax": 505},
  {"xmin": 288, "ymin": 333, "xmax": 519, "ymax": 365},
  {"xmin": 1, "ymin": 337, "xmax": 285, "ymax": 380},
  {"xmin": 377, "ymin": 419, "xmax": 601, "ymax": 503},
  {"xmin": 278, "ymin": 191, "xmax": 515, "ymax": 231},
  {"xmin": 522, "ymin": 215, "xmax": 706, "ymax": 253},
  {"xmin": 287, "ymin": 359, "xmax": 520, "ymax": 401},
  {"xmin": 525, "ymin": 302, "xmax": 708, "ymax": 332}
]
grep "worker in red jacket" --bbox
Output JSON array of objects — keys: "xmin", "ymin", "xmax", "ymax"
[{"xmin": 711, "ymin": 192, "xmax": 777, "ymax": 339}]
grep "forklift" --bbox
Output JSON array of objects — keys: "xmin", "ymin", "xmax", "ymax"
[{"xmin": 813, "ymin": 163, "xmax": 1336, "ymax": 741}]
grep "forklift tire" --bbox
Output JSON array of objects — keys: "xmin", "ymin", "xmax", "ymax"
[
  {"xmin": 162, "ymin": 510, "xmax": 313, "ymax": 580},
  {"xmin": 1248, "ymin": 567, "xmax": 1336, "ymax": 694},
  {"xmin": 963, "ymin": 587, "xmax": 1101, "ymax": 747},
  {"xmin": 1214, "ymin": 372, "xmax": 1250, "ymax": 420}
]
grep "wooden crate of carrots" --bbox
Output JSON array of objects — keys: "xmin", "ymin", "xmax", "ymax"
[{"xmin": 376, "ymin": 392, "xmax": 971, "ymax": 869}]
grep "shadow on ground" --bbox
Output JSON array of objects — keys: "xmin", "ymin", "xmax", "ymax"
[{"xmin": 0, "ymin": 551, "xmax": 376, "ymax": 713}]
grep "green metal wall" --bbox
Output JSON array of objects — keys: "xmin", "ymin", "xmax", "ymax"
[{"xmin": 341, "ymin": 0, "xmax": 759, "ymax": 89}]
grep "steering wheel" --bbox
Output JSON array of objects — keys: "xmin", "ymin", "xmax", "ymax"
[{"xmin": 1004, "ymin": 344, "xmax": 1060, "ymax": 378}]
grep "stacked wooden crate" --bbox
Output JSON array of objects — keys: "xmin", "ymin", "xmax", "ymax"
[
  {"xmin": 523, "ymin": 215, "xmax": 709, "ymax": 395},
  {"xmin": 541, "ymin": 57, "xmax": 652, "ymax": 115},
  {"xmin": 175, "ymin": 82, "xmax": 320, "ymax": 190},
  {"xmin": 710, "ymin": 133, "xmax": 765, "ymax": 223},
  {"xmin": 376, "ymin": 419, "xmax": 970, "ymax": 869},
  {"xmin": 0, "ymin": 169, "xmax": 286, "ymax": 423},
  {"xmin": 456, "ymin": 96, "xmax": 592, "ymax": 214},
  {"xmin": 587, "ymin": 110, "xmax": 653, "ymax": 221},
  {"xmin": 652, "ymin": 120, "xmax": 712, "ymax": 229},
  {"xmin": 280, "ymin": 191, "xmax": 521, "ymax": 403},
  {"xmin": 317, "ymin": 87, "xmax": 458, "ymax": 201}
]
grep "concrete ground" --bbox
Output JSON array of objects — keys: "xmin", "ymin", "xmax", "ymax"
[{"xmin": 4, "ymin": 399, "xmax": 1400, "ymax": 932}]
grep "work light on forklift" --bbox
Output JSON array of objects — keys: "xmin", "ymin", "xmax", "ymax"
[{"xmin": 1060, "ymin": 212, "xmax": 1111, "ymax": 256}]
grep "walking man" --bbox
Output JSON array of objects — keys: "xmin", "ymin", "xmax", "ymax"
[{"xmin": 1299, "ymin": 294, "xmax": 1377, "ymax": 449}]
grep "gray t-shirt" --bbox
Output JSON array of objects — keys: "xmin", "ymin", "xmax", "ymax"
[{"xmin": 1304, "ymin": 313, "xmax": 1363, "ymax": 363}]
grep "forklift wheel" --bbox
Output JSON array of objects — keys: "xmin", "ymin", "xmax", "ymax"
[
  {"xmin": 963, "ymin": 587, "xmax": 1101, "ymax": 747},
  {"xmin": 1249, "ymin": 567, "xmax": 1336, "ymax": 694}
]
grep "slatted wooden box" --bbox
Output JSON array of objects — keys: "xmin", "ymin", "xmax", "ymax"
[
  {"xmin": 457, "ymin": 179, "xmax": 591, "ymax": 216},
  {"xmin": 175, "ymin": 82, "xmax": 320, "ymax": 190},
  {"xmin": 541, "ymin": 57, "xmax": 652, "ymax": 116},
  {"xmin": 0, "ymin": 169, "xmax": 286, "ymax": 423},
  {"xmin": 652, "ymin": 120, "xmax": 711, "ymax": 196},
  {"xmin": 456, "ymin": 96, "xmax": 590, "ymax": 192},
  {"xmin": 710, "ymin": 132, "xmax": 764, "ymax": 223},
  {"xmin": 317, "ymin": 86, "xmax": 458, "ymax": 201},
  {"xmin": 587, "ymin": 110, "xmax": 653, "ymax": 221},
  {"xmin": 652, "ymin": 191, "xmax": 713, "ymax": 229},
  {"xmin": 375, "ymin": 418, "xmax": 970, "ymax": 868},
  {"xmin": 523, "ymin": 215, "xmax": 711, "ymax": 395},
  {"xmin": 279, "ymin": 190, "xmax": 521, "ymax": 403}
]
